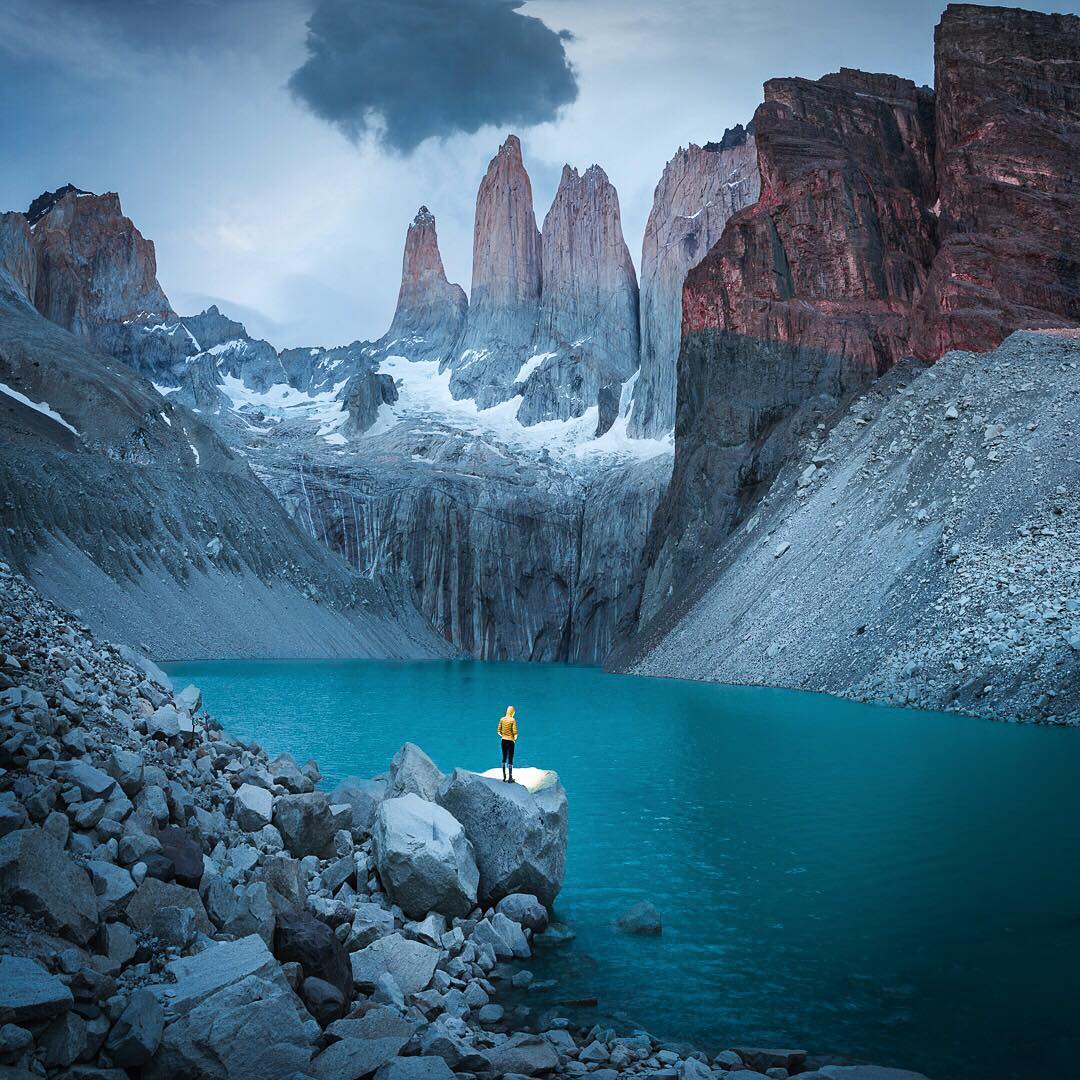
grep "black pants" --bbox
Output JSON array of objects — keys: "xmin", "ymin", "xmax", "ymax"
[{"xmin": 501, "ymin": 739, "xmax": 515, "ymax": 767}]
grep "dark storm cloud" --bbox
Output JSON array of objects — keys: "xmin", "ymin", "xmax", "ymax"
[{"xmin": 287, "ymin": 0, "xmax": 579, "ymax": 153}]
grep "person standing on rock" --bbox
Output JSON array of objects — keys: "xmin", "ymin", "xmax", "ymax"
[{"xmin": 498, "ymin": 705, "xmax": 517, "ymax": 783}]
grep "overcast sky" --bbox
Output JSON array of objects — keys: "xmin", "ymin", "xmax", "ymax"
[{"xmin": 3, "ymin": 0, "xmax": 1076, "ymax": 348}]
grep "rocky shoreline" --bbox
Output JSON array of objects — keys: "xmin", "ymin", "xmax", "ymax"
[{"xmin": 0, "ymin": 564, "xmax": 930, "ymax": 1080}]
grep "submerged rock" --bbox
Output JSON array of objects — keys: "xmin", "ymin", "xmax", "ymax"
[{"xmin": 616, "ymin": 899, "xmax": 663, "ymax": 936}]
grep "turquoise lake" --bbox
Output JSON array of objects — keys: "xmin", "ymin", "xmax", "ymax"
[{"xmin": 163, "ymin": 659, "xmax": 1080, "ymax": 1080}]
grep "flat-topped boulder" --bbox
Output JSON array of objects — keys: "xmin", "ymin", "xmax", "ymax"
[
  {"xmin": 0, "ymin": 955, "xmax": 74, "ymax": 1025},
  {"xmin": 437, "ymin": 767, "xmax": 567, "ymax": 907}
]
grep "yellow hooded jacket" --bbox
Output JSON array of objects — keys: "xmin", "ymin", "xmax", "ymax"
[{"xmin": 497, "ymin": 706, "xmax": 518, "ymax": 742}]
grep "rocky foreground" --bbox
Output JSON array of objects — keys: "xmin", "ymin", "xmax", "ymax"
[{"xmin": 0, "ymin": 566, "xmax": 932, "ymax": 1079}]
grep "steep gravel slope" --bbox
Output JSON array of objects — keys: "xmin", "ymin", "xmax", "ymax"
[{"xmin": 618, "ymin": 332, "xmax": 1079, "ymax": 722}]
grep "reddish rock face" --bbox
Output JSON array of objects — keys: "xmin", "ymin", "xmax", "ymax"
[
  {"xmin": 450, "ymin": 134, "xmax": 543, "ymax": 407},
  {"xmin": 911, "ymin": 3, "xmax": 1080, "ymax": 356},
  {"xmin": 682, "ymin": 68, "xmax": 938, "ymax": 376},
  {"xmin": 382, "ymin": 206, "xmax": 467, "ymax": 363},
  {"xmin": 28, "ymin": 187, "xmax": 174, "ymax": 346}
]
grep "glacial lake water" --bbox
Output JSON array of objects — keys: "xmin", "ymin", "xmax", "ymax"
[{"xmin": 163, "ymin": 659, "xmax": 1080, "ymax": 1080}]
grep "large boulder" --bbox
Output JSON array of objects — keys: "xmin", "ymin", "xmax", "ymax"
[
  {"xmin": 234, "ymin": 784, "xmax": 274, "ymax": 832},
  {"xmin": 372, "ymin": 794, "xmax": 479, "ymax": 919},
  {"xmin": 272, "ymin": 793, "xmax": 336, "ymax": 858},
  {"xmin": 272, "ymin": 908, "xmax": 351, "ymax": 1001},
  {"xmin": 106, "ymin": 988, "xmax": 164, "ymax": 1068},
  {"xmin": 147, "ymin": 972, "xmax": 319, "ymax": 1079},
  {"xmin": 385, "ymin": 743, "xmax": 443, "ymax": 801},
  {"xmin": 0, "ymin": 828, "xmax": 99, "ymax": 944},
  {"xmin": 330, "ymin": 775, "xmax": 386, "ymax": 834},
  {"xmin": 436, "ymin": 769, "xmax": 567, "ymax": 907},
  {"xmin": 0, "ymin": 955, "xmax": 74, "ymax": 1025},
  {"xmin": 125, "ymin": 877, "xmax": 213, "ymax": 938},
  {"xmin": 350, "ymin": 933, "xmax": 440, "ymax": 997},
  {"xmin": 482, "ymin": 1032, "xmax": 561, "ymax": 1076},
  {"xmin": 156, "ymin": 826, "xmax": 203, "ymax": 888}
]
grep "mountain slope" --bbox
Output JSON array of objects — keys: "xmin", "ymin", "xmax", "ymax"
[
  {"xmin": 617, "ymin": 332, "xmax": 1079, "ymax": 722},
  {"xmin": 0, "ymin": 270, "xmax": 447, "ymax": 660}
]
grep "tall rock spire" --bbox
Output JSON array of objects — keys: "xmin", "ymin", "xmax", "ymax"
[
  {"xmin": 449, "ymin": 135, "xmax": 542, "ymax": 408},
  {"xmin": 517, "ymin": 163, "xmax": 639, "ymax": 431},
  {"xmin": 628, "ymin": 127, "xmax": 760, "ymax": 439},
  {"xmin": 381, "ymin": 206, "xmax": 467, "ymax": 362}
]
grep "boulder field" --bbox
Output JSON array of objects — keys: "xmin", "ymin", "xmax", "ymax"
[{"xmin": 0, "ymin": 564, "xmax": 934, "ymax": 1077}]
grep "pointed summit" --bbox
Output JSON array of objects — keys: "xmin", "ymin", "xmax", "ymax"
[
  {"xmin": 517, "ymin": 161, "xmax": 639, "ymax": 430},
  {"xmin": 381, "ymin": 206, "xmax": 467, "ymax": 362},
  {"xmin": 448, "ymin": 133, "xmax": 543, "ymax": 407}
]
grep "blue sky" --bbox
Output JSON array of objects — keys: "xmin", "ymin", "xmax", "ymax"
[{"xmin": 3, "ymin": 0, "xmax": 1076, "ymax": 348}]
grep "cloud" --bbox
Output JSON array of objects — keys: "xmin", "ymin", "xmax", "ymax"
[{"xmin": 287, "ymin": 0, "xmax": 578, "ymax": 153}]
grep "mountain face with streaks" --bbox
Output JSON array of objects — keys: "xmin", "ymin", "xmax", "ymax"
[
  {"xmin": 628, "ymin": 126, "xmax": 761, "ymax": 439},
  {"xmin": 518, "ymin": 163, "xmax": 640, "ymax": 432}
]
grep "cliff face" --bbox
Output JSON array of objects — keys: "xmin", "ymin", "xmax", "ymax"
[
  {"xmin": 519, "ymin": 164, "xmax": 639, "ymax": 430},
  {"xmin": 449, "ymin": 135, "xmax": 543, "ymax": 407},
  {"xmin": 0, "ymin": 212, "xmax": 36, "ymax": 303},
  {"xmin": 628, "ymin": 128, "xmax": 760, "ymax": 439},
  {"xmin": 911, "ymin": 3, "xmax": 1080, "ymax": 356},
  {"xmin": 634, "ymin": 3, "xmax": 1079, "ymax": 658},
  {"xmin": 380, "ymin": 206, "xmax": 468, "ymax": 362},
  {"xmin": 28, "ymin": 187, "xmax": 175, "ymax": 352},
  {"xmin": 641, "ymin": 70, "xmax": 938, "ymax": 609}
]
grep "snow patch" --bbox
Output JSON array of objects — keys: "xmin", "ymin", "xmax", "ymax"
[
  {"xmin": 322, "ymin": 432, "xmax": 347, "ymax": 446},
  {"xmin": 159, "ymin": 412, "xmax": 172, "ymax": 427},
  {"xmin": 0, "ymin": 383, "xmax": 81, "ymax": 437},
  {"xmin": 514, "ymin": 352, "xmax": 556, "ymax": 384}
]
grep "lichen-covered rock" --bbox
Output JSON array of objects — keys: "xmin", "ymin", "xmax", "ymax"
[
  {"xmin": 436, "ymin": 768, "xmax": 567, "ymax": 907},
  {"xmin": 372, "ymin": 794, "xmax": 479, "ymax": 919}
]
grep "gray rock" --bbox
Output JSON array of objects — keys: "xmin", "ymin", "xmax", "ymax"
[
  {"xmin": 495, "ymin": 892, "xmax": 549, "ymax": 933},
  {"xmin": 105, "ymin": 988, "xmax": 164, "ymax": 1068},
  {"xmin": 616, "ymin": 900, "xmax": 662, "ymax": 936},
  {"xmin": 299, "ymin": 976, "xmax": 345, "ymax": 1027},
  {"xmin": 372, "ymin": 793, "xmax": 478, "ymax": 919},
  {"xmin": 0, "ymin": 827, "xmax": 99, "ymax": 944},
  {"xmin": 385, "ymin": 743, "xmax": 443, "ymax": 802},
  {"xmin": 125, "ymin": 877, "xmax": 213, "ymax": 937},
  {"xmin": 326, "ymin": 1007, "xmax": 418, "ymax": 1042},
  {"xmin": 436, "ymin": 769, "xmax": 567, "ymax": 907},
  {"xmin": 150, "ymin": 904, "xmax": 197, "ymax": 949},
  {"xmin": 732, "ymin": 1048, "xmax": 807, "ymax": 1073},
  {"xmin": 273, "ymin": 793, "xmax": 336, "ymax": 858},
  {"xmin": 147, "ymin": 972, "xmax": 318, "ymax": 1080},
  {"xmin": 149, "ymin": 934, "xmax": 282, "ymax": 1020},
  {"xmin": 38, "ymin": 1009, "xmax": 87, "ymax": 1068},
  {"xmin": 118, "ymin": 831, "xmax": 161, "ymax": 866},
  {"xmin": 86, "ymin": 859, "xmax": 135, "ymax": 916},
  {"xmin": 272, "ymin": 909, "xmax": 352, "ymax": 1001},
  {"xmin": 329, "ymin": 776, "xmax": 386, "ymax": 834},
  {"xmin": 346, "ymin": 902, "xmax": 396, "ymax": 950},
  {"xmin": 310, "ymin": 1035, "xmax": 407, "ymax": 1080},
  {"xmin": 350, "ymin": 932, "xmax": 440, "ymax": 997},
  {"xmin": 477, "ymin": 1003, "xmax": 504, "ymax": 1024},
  {"xmin": 235, "ymin": 783, "xmax": 274, "ymax": 832},
  {"xmin": 374, "ymin": 1057, "xmax": 455, "ymax": 1080},
  {"xmin": 0, "ymin": 955, "xmax": 74, "ymax": 1024},
  {"xmin": 53, "ymin": 759, "xmax": 117, "ymax": 800},
  {"xmin": 482, "ymin": 1031, "xmax": 561, "ymax": 1075},
  {"xmin": 0, "ymin": 1023, "xmax": 33, "ymax": 1056},
  {"xmin": 104, "ymin": 749, "xmax": 144, "ymax": 795}
]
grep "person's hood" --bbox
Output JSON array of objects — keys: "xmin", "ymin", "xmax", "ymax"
[{"xmin": 504, "ymin": 706, "xmax": 515, "ymax": 718}]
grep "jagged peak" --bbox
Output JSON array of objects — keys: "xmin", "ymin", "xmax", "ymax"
[
  {"xmin": 497, "ymin": 133, "xmax": 523, "ymax": 160},
  {"xmin": 25, "ymin": 184, "xmax": 95, "ymax": 226},
  {"xmin": 412, "ymin": 205, "xmax": 435, "ymax": 226}
]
